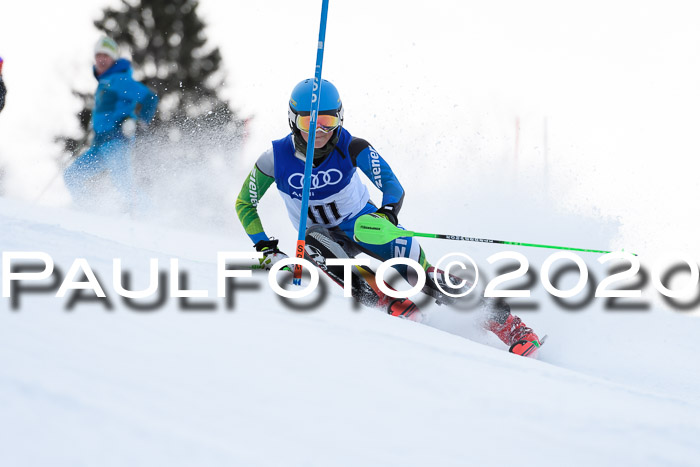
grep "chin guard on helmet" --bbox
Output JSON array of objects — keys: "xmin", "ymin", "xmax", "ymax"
[{"xmin": 292, "ymin": 128, "xmax": 341, "ymax": 163}]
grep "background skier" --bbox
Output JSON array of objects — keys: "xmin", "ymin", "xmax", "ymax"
[
  {"xmin": 63, "ymin": 36, "xmax": 158, "ymax": 209},
  {"xmin": 236, "ymin": 78, "xmax": 541, "ymax": 355},
  {"xmin": 0, "ymin": 56, "xmax": 6, "ymax": 114}
]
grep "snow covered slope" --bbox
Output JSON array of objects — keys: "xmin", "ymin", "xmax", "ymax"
[{"xmin": 2, "ymin": 198, "xmax": 700, "ymax": 467}]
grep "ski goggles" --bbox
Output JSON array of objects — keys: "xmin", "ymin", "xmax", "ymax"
[{"xmin": 295, "ymin": 113, "xmax": 341, "ymax": 134}]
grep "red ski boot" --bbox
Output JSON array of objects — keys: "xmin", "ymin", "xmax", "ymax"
[{"xmin": 487, "ymin": 314, "xmax": 543, "ymax": 357}]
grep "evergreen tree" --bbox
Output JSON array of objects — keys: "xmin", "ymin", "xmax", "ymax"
[
  {"xmin": 58, "ymin": 0, "xmax": 243, "ymax": 156},
  {"xmin": 59, "ymin": 91, "xmax": 94, "ymax": 157}
]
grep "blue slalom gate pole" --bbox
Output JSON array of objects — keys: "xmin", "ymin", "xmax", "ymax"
[{"xmin": 293, "ymin": 0, "xmax": 330, "ymax": 285}]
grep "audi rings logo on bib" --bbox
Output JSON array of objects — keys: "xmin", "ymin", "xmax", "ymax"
[{"xmin": 288, "ymin": 169, "xmax": 343, "ymax": 190}]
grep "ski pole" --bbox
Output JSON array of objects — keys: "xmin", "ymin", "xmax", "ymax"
[
  {"xmin": 33, "ymin": 152, "xmax": 76, "ymax": 203},
  {"xmin": 293, "ymin": 0, "xmax": 330, "ymax": 286},
  {"xmin": 354, "ymin": 214, "xmax": 619, "ymax": 255}
]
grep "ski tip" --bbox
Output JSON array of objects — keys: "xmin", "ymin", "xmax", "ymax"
[
  {"xmin": 509, "ymin": 337, "xmax": 545, "ymax": 358},
  {"xmin": 387, "ymin": 299, "xmax": 422, "ymax": 322}
]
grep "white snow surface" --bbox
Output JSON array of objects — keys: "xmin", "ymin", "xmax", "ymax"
[
  {"xmin": 2, "ymin": 2, "xmax": 700, "ymax": 464},
  {"xmin": 1, "ymin": 197, "xmax": 700, "ymax": 467}
]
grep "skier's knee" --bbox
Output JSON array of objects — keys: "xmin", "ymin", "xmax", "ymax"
[
  {"xmin": 305, "ymin": 225, "xmax": 349, "ymax": 260},
  {"xmin": 63, "ymin": 166, "xmax": 83, "ymax": 196}
]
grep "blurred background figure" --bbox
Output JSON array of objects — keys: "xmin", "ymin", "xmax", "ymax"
[
  {"xmin": 63, "ymin": 36, "xmax": 158, "ymax": 211},
  {"xmin": 0, "ymin": 56, "xmax": 6, "ymax": 114},
  {"xmin": 0, "ymin": 56, "xmax": 6, "ymax": 193},
  {"xmin": 53, "ymin": 1, "xmax": 248, "ymax": 228}
]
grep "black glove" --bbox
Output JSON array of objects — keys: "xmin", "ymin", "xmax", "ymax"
[
  {"xmin": 375, "ymin": 205, "xmax": 399, "ymax": 226},
  {"xmin": 255, "ymin": 238, "xmax": 281, "ymax": 253},
  {"xmin": 254, "ymin": 239, "xmax": 289, "ymax": 270}
]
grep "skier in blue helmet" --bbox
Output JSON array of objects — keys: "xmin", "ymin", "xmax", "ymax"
[
  {"xmin": 235, "ymin": 79, "xmax": 542, "ymax": 355},
  {"xmin": 286, "ymin": 78, "xmax": 345, "ymax": 162}
]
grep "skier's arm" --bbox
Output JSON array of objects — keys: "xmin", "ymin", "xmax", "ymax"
[
  {"xmin": 235, "ymin": 150, "xmax": 276, "ymax": 244},
  {"xmin": 135, "ymin": 85, "xmax": 158, "ymax": 123},
  {"xmin": 117, "ymin": 78, "xmax": 158, "ymax": 123},
  {"xmin": 350, "ymin": 138, "xmax": 405, "ymax": 216},
  {"xmin": 128, "ymin": 81, "xmax": 158, "ymax": 123}
]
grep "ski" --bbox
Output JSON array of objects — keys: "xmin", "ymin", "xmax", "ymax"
[
  {"xmin": 303, "ymin": 228, "xmax": 546, "ymax": 353},
  {"xmin": 303, "ymin": 230, "xmax": 422, "ymax": 321},
  {"xmin": 509, "ymin": 334, "xmax": 547, "ymax": 358}
]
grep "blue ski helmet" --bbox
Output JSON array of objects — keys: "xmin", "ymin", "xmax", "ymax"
[{"xmin": 288, "ymin": 78, "xmax": 344, "ymax": 133}]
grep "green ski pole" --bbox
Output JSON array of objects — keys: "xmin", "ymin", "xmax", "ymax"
[{"xmin": 354, "ymin": 214, "xmax": 617, "ymax": 255}]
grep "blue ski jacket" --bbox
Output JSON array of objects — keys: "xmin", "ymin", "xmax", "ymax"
[{"xmin": 92, "ymin": 59, "xmax": 158, "ymax": 143}]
